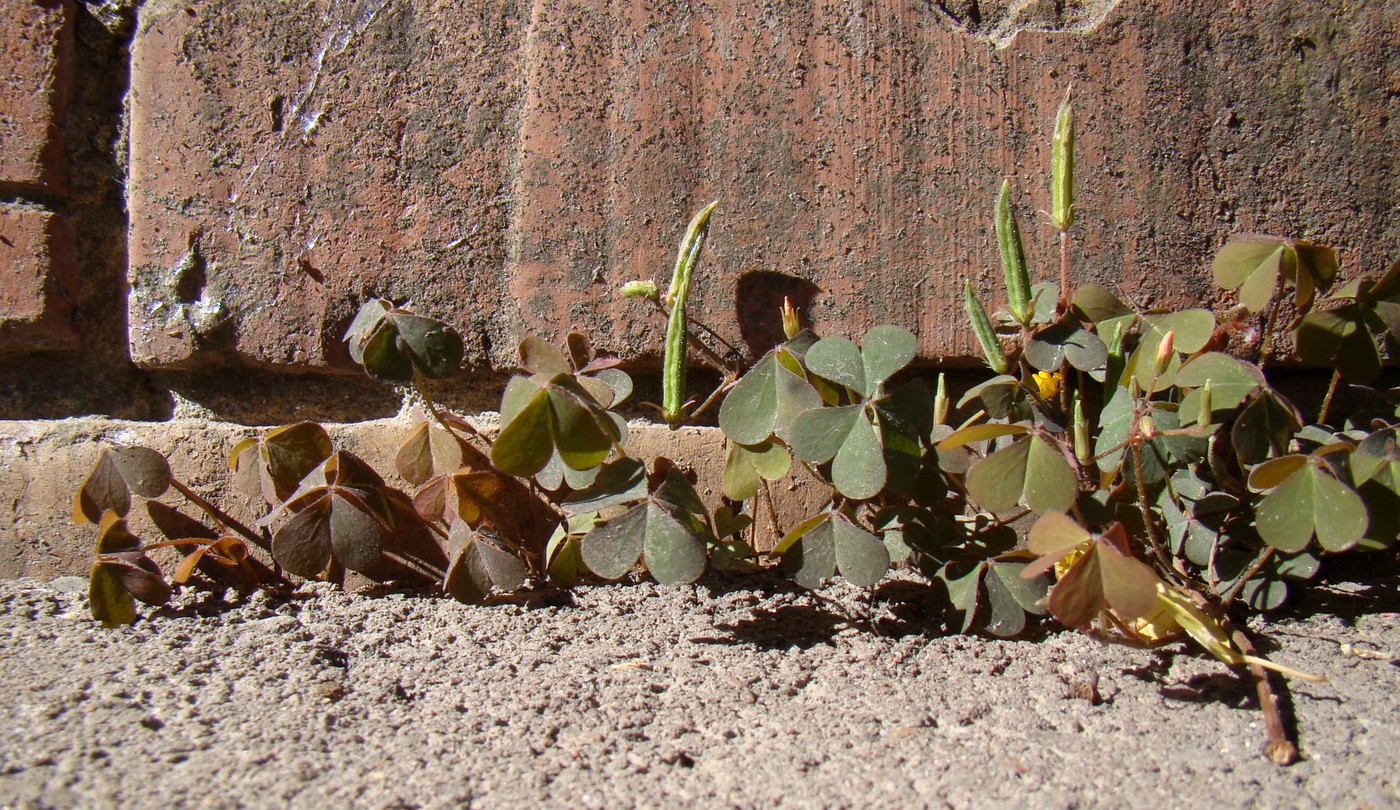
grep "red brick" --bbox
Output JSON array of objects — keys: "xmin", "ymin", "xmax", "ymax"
[
  {"xmin": 0, "ymin": 206, "xmax": 77, "ymax": 352},
  {"xmin": 127, "ymin": 0, "xmax": 1400, "ymax": 372},
  {"xmin": 0, "ymin": 0, "xmax": 74, "ymax": 193}
]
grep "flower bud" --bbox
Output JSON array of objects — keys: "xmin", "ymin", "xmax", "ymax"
[
  {"xmin": 1138, "ymin": 415, "xmax": 1156, "ymax": 439},
  {"xmin": 1153, "ymin": 330, "xmax": 1176, "ymax": 377},
  {"xmin": 1197, "ymin": 380, "xmax": 1213, "ymax": 426},
  {"xmin": 781, "ymin": 296, "xmax": 801, "ymax": 340}
]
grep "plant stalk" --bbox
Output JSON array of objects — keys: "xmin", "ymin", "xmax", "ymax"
[{"xmin": 169, "ymin": 479, "xmax": 267, "ymax": 552}]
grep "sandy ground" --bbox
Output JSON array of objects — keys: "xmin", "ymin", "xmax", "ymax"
[{"xmin": 1, "ymin": 566, "xmax": 1397, "ymax": 809}]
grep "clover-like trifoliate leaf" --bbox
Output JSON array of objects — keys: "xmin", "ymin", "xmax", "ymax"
[
  {"xmin": 1124, "ymin": 309, "xmax": 1217, "ymax": 392},
  {"xmin": 580, "ymin": 498, "xmax": 708, "ymax": 585},
  {"xmin": 719, "ymin": 348, "xmax": 822, "ymax": 445},
  {"xmin": 1212, "ymin": 234, "xmax": 1336, "ymax": 314},
  {"xmin": 1176, "ymin": 352, "xmax": 1267, "ymax": 425},
  {"xmin": 722, "ymin": 439, "xmax": 792, "ymax": 501},
  {"xmin": 395, "ymin": 421, "xmax": 465, "ymax": 487},
  {"xmin": 1255, "ymin": 461, "xmax": 1367, "ymax": 553},
  {"xmin": 778, "ymin": 512, "xmax": 889, "ymax": 589},
  {"xmin": 966, "ymin": 434, "xmax": 1075, "ymax": 515},
  {"xmin": 803, "ymin": 325, "xmax": 916, "ymax": 399},
  {"xmin": 1296, "ymin": 304, "xmax": 1385, "ymax": 384},
  {"xmin": 443, "ymin": 522, "xmax": 527, "ymax": 604},
  {"xmin": 229, "ymin": 421, "xmax": 334, "ymax": 506},
  {"xmin": 789, "ymin": 404, "xmax": 886, "ymax": 500},
  {"xmin": 492, "ymin": 374, "xmax": 622, "ymax": 476},
  {"xmin": 345, "ymin": 299, "xmax": 465, "ymax": 383},
  {"xmin": 1025, "ymin": 318, "xmax": 1108, "ymax": 373}
]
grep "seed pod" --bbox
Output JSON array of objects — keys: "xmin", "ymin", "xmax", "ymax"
[
  {"xmin": 1104, "ymin": 322, "xmax": 1126, "ymax": 391},
  {"xmin": 661, "ymin": 202, "xmax": 719, "ymax": 424},
  {"xmin": 1197, "ymin": 380, "xmax": 1213, "ymax": 426},
  {"xmin": 964, "ymin": 279, "xmax": 1009, "ymax": 374},
  {"xmin": 1050, "ymin": 87, "xmax": 1075, "ymax": 232},
  {"xmin": 995, "ymin": 179, "xmax": 1033, "ymax": 324},
  {"xmin": 619, "ymin": 280, "xmax": 659, "ymax": 300},
  {"xmin": 664, "ymin": 201, "xmax": 719, "ymax": 308},
  {"xmin": 1072, "ymin": 394, "xmax": 1092, "ymax": 466},
  {"xmin": 934, "ymin": 373, "xmax": 949, "ymax": 427}
]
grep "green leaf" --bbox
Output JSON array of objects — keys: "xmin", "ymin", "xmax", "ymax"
[
  {"xmin": 719, "ymin": 350, "xmax": 822, "ymax": 445},
  {"xmin": 491, "ymin": 385, "xmax": 554, "ymax": 476},
  {"xmin": 1071, "ymin": 284, "xmax": 1131, "ymax": 323},
  {"xmin": 1023, "ymin": 436, "xmax": 1077, "ymax": 515},
  {"xmin": 580, "ymin": 500, "xmax": 707, "ymax": 585},
  {"xmin": 395, "ymin": 421, "xmax": 465, "ymax": 487},
  {"xmin": 1025, "ymin": 320, "xmax": 1107, "ymax": 372},
  {"xmin": 861, "ymin": 325, "xmax": 917, "ymax": 388},
  {"xmin": 985, "ymin": 561, "xmax": 1048, "ymax": 637},
  {"xmin": 1126, "ymin": 310, "xmax": 1216, "ymax": 391},
  {"xmin": 1296, "ymin": 305, "xmax": 1382, "ymax": 383},
  {"xmin": 966, "ymin": 437, "xmax": 1032, "ymax": 513},
  {"xmin": 346, "ymin": 301, "xmax": 465, "ymax": 383},
  {"xmin": 546, "ymin": 376, "xmax": 621, "ymax": 470},
  {"xmin": 805, "ymin": 337, "xmax": 867, "ymax": 397},
  {"xmin": 722, "ymin": 440, "xmax": 791, "ymax": 501},
  {"xmin": 1213, "ymin": 236, "xmax": 1285, "ymax": 313},
  {"xmin": 1176, "ymin": 353, "xmax": 1266, "ymax": 424},
  {"xmin": 1256, "ymin": 462, "xmax": 1368, "ymax": 553},
  {"xmin": 1231, "ymin": 388, "xmax": 1302, "ymax": 466},
  {"xmin": 562, "ymin": 457, "xmax": 648, "ymax": 514},
  {"xmin": 966, "ymin": 435, "xmax": 1075, "ymax": 515},
  {"xmin": 956, "ymin": 375, "xmax": 1022, "ymax": 419},
  {"xmin": 1247, "ymin": 455, "xmax": 1309, "ymax": 491},
  {"xmin": 790, "ymin": 405, "xmax": 863, "ymax": 465},
  {"xmin": 830, "ymin": 410, "xmax": 886, "ymax": 501},
  {"xmin": 444, "ymin": 524, "xmax": 528, "ymax": 603},
  {"xmin": 517, "ymin": 335, "xmax": 570, "ymax": 375},
  {"xmin": 231, "ymin": 422, "xmax": 334, "ymax": 506},
  {"xmin": 782, "ymin": 513, "xmax": 888, "ymax": 589},
  {"xmin": 89, "ymin": 564, "xmax": 136, "ymax": 627},
  {"xmin": 935, "ymin": 422, "xmax": 1029, "ymax": 451}
]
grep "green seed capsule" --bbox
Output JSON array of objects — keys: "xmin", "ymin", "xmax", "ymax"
[
  {"xmin": 934, "ymin": 373, "xmax": 949, "ymax": 427},
  {"xmin": 1198, "ymin": 380, "xmax": 1213, "ymax": 426},
  {"xmin": 1050, "ymin": 87, "xmax": 1075, "ymax": 232},
  {"xmin": 995, "ymin": 179, "xmax": 1033, "ymax": 325},
  {"xmin": 1073, "ymin": 394, "xmax": 1091, "ymax": 466},
  {"xmin": 964, "ymin": 279, "xmax": 1009, "ymax": 375},
  {"xmin": 661, "ymin": 202, "xmax": 718, "ymax": 424},
  {"xmin": 619, "ymin": 280, "xmax": 659, "ymax": 300}
]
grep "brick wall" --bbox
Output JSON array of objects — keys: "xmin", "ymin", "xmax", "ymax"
[{"xmin": 0, "ymin": 0, "xmax": 1398, "ymax": 575}]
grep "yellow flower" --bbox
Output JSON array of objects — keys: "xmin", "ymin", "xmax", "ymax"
[{"xmin": 1033, "ymin": 370, "xmax": 1062, "ymax": 400}]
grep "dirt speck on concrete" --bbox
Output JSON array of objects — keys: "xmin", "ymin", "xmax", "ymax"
[{"xmin": 1, "ymin": 571, "xmax": 1397, "ymax": 808}]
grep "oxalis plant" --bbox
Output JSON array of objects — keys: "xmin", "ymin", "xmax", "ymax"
[{"xmin": 72, "ymin": 89, "xmax": 1400, "ymax": 765}]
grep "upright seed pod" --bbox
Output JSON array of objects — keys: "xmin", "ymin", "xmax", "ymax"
[
  {"xmin": 1072, "ymin": 393, "xmax": 1092, "ymax": 466},
  {"xmin": 964, "ymin": 280, "xmax": 1009, "ymax": 374},
  {"xmin": 995, "ymin": 179, "xmax": 1033, "ymax": 324},
  {"xmin": 1198, "ymin": 380, "xmax": 1213, "ymax": 427},
  {"xmin": 1050, "ymin": 87, "xmax": 1075, "ymax": 232},
  {"xmin": 661, "ymin": 201, "xmax": 719, "ymax": 425},
  {"xmin": 933, "ymin": 373, "xmax": 949, "ymax": 427}
]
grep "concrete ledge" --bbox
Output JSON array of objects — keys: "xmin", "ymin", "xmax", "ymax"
[{"xmin": 2, "ymin": 414, "xmax": 829, "ymax": 578}]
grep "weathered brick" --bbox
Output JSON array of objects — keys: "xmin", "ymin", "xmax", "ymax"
[
  {"xmin": 0, "ymin": 206, "xmax": 77, "ymax": 353},
  {"xmin": 128, "ymin": 0, "xmax": 1400, "ymax": 373},
  {"xmin": 0, "ymin": 0, "xmax": 74, "ymax": 193}
]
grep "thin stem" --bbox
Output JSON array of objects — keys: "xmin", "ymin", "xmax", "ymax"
[
  {"xmin": 169, "ymin": 479, "xmax": 267, "ymax": 551},
  {"xmin": 1058, "ymin": 230, "xmax": 1070, "ymax": 314},
  {"xmin": 1129, "ymin": 439, "xmax": 1183, "ymax": 585},
  {"xmin": 648, "ymin": 299, "xmax": 735, "ymax": 373},
  {"xmin": 1316, "ymin": 369, "xmax": 1341, "ymax": 426},
  {"xmin": 1223, "ymin": 617, "xmax": 1299, "ymax": 765},
  {"xmin": 413, "ymin": 374, "xmax": 492, "ymax": 453},
  {"xmin": 1254, "ymin": 283, "xmax": 1288, "ymax": 366},
  {"xmin": 1221, "ymin": 546, "xmax": 1274, "ymax": 608},
  {"xmin": 685, "ymin": 376, "xmax": 738, "ymax": 425}
]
